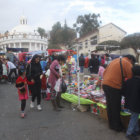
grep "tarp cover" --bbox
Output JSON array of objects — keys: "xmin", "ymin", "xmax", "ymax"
[{"xmin": 61, "ymin": 93, "xmax": 94, "ymax": 104}]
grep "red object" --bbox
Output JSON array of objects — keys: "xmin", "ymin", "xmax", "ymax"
[
  {"xmin": 84, "ymin": 57, "xmax": 89, "ymax": 68},
  {"xmin": 16, "ymin": 76, "xmax": 34, "ymax": 100},
  {"xmin": 41, "ymin": 75, "xmax": 47, "ymax": 90},
  {"xmin": 47, "ymin": 49, "xmax": 75, "ymax": 55},
  {"xmin": 18, "ymin": 52, "xmax": 28, "ymax": 62},
  {"xmin": 45, "ymin": 93, "xmax": 51, "ymax": 101}
]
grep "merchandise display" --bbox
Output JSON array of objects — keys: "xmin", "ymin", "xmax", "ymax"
[{"xmin": 61, "ymin": 74, "xmax": 132, "ymax": 120}]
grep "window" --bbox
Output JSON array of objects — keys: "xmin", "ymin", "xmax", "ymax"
[
  {"xmin": 85, "ymin": 40, "xmax": 88, "ymax": 48},
  {"xmin": 90, "ymin": 36, "xmax": 97, "ymax": 45}
]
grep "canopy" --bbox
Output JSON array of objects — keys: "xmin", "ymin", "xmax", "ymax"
[
  {"xmin": 47, "ymin": 49, "xmax": 75, "ymax": 55},
  {"xmin": 26, "ymin": 50, "xmax": 48, "ymax": 56}
]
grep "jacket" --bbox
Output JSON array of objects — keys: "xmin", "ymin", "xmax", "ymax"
[
  {"xmin": 103, "ymin": 57, "xmax": 132, "ymax": 89},
  {"xmin": 79, "ymin": 56, "xmax": 85, "ymax": 66},
  {"xmin": 123, "ymin": 77, "xmax": 140, "ymax": 113}
]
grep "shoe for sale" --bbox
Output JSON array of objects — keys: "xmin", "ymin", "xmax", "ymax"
[
  {"xmin": 126, "ymin": 135, "xmax": 138, "ymax": 140},
  {"xmin": 37, "ymin": 105, "xmax": 42, "ymax": 111},
  {"xmin": 21, "ymin": 113, "xmax": 25, "ymax": 118},
  {"xmin": 30, "ymin": 101, "xmax": 34, "ymax": 108}
]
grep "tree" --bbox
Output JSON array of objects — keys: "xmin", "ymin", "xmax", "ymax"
[
  {"xmin": 37, "ymin": 27, "xmax": 47, "ymax": 38},
  {"xmin": 49, "ymin": 21, "xmax": 76, "ymax": 49},
  {"xmin": 120, "ymin": 33, "xmax": 140, "ymax": 61},
  {"xmin": 73, "ymin": 13, "xmax": 101, "ymax": 37},
  {"xmin": 96, "ymin": 40, "xmax": 120, "ymax": 54},
  {"xmin": 4, "ymin": 31, "xmax": 9, "ymax": 36}
]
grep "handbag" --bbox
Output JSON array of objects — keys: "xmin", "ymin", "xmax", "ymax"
[{"xmin": 61, "ymin": 78, "xmax": 67, "ymax": 93}]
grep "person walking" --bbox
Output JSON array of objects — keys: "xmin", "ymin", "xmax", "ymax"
[
  {"xmin": 6, "ymin": 59, "xmax": 17, "ymax": 83},
  {"xmin": 102, "ymin": 55, "xmax": 136, "ymax": 132},
  {"xmin": 26, "ymin": 55, "xmax": 43, "ymax": 111},
  {"xmin": 16, "ymin": 68, "xmax": 34, "ymax": 118}
]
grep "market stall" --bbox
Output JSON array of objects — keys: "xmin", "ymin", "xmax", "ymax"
[{"xmin": 61, "ymin": 73, "xmax": 132, "ymax": 128}]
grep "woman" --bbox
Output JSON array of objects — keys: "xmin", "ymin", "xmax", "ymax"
[
  {"xmin": 26, "ymin": 55, "xmax": 42, "ymax": 111},
  {"xmin": 48, "ymin": 55, "xmax": 65, "ymax": 111}
]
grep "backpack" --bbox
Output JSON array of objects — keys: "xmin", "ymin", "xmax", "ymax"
[{"xmin": 61, "ymin": 78, "xmax": 67, "ymax": 93}]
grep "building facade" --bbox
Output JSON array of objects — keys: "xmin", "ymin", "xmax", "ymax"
[
  {"xmin": 76, "ymin": 23, "xmax": 126, "ymax": 54},
  {"xmin": 0, "ymin": 16, "xmax": 48, "ymax": 52}
]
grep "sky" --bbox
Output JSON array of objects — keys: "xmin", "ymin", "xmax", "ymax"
[{"xmin": 0, "ymin": 0, "xmax": 140, "ymax": 34}]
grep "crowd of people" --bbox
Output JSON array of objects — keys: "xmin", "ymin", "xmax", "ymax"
[
  {"xmin": 0, "ymin": 52, "xmax": 140, "ymax": 140},
  {"xmin": 79, "ymin": 53, "xmax": 112, "ymax": 75}
]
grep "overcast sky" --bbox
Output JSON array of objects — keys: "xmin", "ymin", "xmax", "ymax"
[{"xmin": 0, "ymin": 0, "xmax": 140, "ymax": 34}]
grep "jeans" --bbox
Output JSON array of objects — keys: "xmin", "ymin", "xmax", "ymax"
[
  {"xmin": 126, "ymin": 111, "xmax": 139, "ymax": 136},
  {"xmin": 80, "ymin": 66, "xmax": 84, "ymax": 73}
]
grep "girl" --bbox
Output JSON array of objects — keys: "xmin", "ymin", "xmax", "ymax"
[
  {"xmin": 16, "ymin": 69, "xmax": 34, "ymax": 118},
  {"xmin": 26, "ymin": 55, "xmax": 42, "ymax": 111}
]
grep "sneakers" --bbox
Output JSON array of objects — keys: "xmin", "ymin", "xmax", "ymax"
[
  {"xmin": 126, "ymin": 135, "xmax": 138, "ymax": 140},
  {"xmin": 30, "ymin": 101, "xmax": 35, "ymax": 108},
  {"xmin": 21, "ymin": 113, "xmax": 25, "ymax": 118},
  {"xmin": 37, "ymin": 105, "xmax": 42, "ymax": 111}
]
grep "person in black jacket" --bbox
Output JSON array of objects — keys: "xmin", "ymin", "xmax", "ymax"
[
  {"xmin": 89, "ymin": 54, "xmax": 99, "ymax": 74},
  {"xmin": 79, "ymin": 54, "xmax": 85, "ymax": 73},
  {"xmin": 123, "ymin": 65, "xmax": 140, "ymax": 140},
  {"xmin": 26, "ymin": 55, "xmax": 43, "ymax": 111}
]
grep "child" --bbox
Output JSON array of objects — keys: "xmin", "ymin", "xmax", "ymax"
[
  {"xmin": 98, "ymin": 64, "xmax": 106, "ymax": 79},
  {"xmin": 16, "ymin": 69, "xmax": 34, "ymax": 118},
  {"xmin": 123, "ymin": 65, "xmax": 140, "ymax": 140}
]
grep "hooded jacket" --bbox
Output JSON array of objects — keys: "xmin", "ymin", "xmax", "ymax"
[{"xmin": 26, "ymin": 55, "xmax": 42, "ymax": 85}]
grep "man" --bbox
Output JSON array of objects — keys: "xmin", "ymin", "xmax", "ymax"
[
  {"xmin": 79, "ymin": 54, "xmax": 85, "ymax": 73},
  {"xmin": 102, "ymin": 55, "xmax": 136, "ymax": 132},
  {"xmin": 6, "ymin": 59, "xmax": 17, "ymax": 82}
]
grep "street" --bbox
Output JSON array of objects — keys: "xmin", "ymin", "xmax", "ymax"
[{"xmin": 0, "ymin": 83, "xmax": 127, "ymax": 140}]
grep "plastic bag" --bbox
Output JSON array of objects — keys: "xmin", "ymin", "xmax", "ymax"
[{"xmin": 54, "ymin": 79, "xmax": 61, "ymax": 92}]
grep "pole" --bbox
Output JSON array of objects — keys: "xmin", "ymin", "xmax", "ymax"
[{"xmin": 76, "ymin": 43, "xmax": 80, "ymax": 106}]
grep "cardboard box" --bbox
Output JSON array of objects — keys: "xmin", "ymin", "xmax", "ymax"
[
  {"xmin": 90, "ymin": 104, "xmax": 100, "ymax": 115},
  {"xmin": 99, "ymin": 107, "xmax": 108, "ymax": 121}
]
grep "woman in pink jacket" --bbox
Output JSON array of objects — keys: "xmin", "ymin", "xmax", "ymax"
[{"xmin": 48, "ymin": 55, "xmax": 65, "ymax": 111}]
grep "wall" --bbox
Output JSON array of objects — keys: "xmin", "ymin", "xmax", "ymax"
[{"xmin": 98, "ymin": 23, "xmax": 126, "ymax": 43}]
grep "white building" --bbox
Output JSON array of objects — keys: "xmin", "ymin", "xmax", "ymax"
[
  {"xmin": 0, "ymin": 16, "xmax": 48, "ymax": 52},
  {"xmin": 76, "ymin": 23, "xmax": 126, "ymax": 54}
]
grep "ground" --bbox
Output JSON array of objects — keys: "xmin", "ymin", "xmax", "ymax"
[{"xmin": 0, "ymin": 83, "xmax": 128, "ymax": 140}]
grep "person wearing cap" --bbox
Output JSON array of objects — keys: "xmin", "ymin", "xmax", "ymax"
[{"xmin": 102, "ymin": 54, "xmax": 136, "ymax": 132}]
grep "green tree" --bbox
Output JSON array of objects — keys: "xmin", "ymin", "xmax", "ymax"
[
  {"xmin": 120, "ymin": 33, "xmax": 140, "ymax": 61},
  {"xmin": 37, "ymin": 27, "xmax": 47, "ymax": 38},
  {"xmin": 73, "ymin": 13, "xmax": 101, "ymax": 37},
  {"xmin": 49, "ymin": 21, "xmax": 76, "ymax": 49},
  {"xmin": 96, "ymin": 40, "xmax": 120, "ymax": 54}
]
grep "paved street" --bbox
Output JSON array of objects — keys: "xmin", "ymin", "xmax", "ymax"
[{"xmin": 0, "ymin": 83, "xmax": 128, "ymax": 140}]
